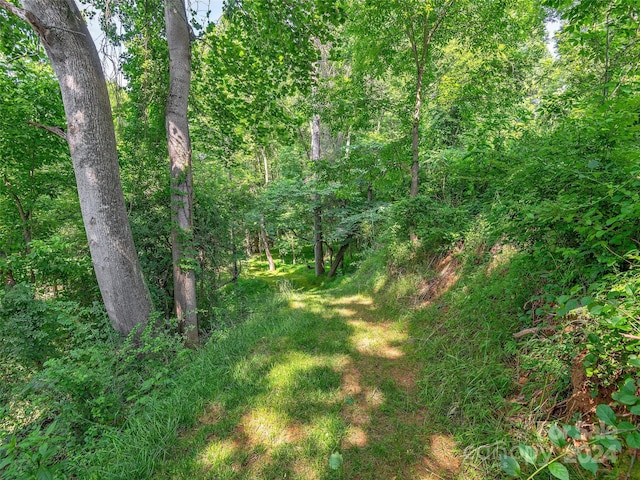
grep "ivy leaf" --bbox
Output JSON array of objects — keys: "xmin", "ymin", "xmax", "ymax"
[
  {"xmin": 500, "ymin": 455, "xmax": 521, "ymax": 476},
  {"xmin": 577, "ymin": 452, "xmax": 598, "ymax": 474},
  {"xmin": 518, "ymin": 444, "xmax": 537, "ymax": 465},
  {"xmin": 596, "ymin": 404, "xmax": 617, "ymax": 426},
  {"xmin": 547, "ymin": 462, "xmax": 569, "ymax": 480},
  {"xmin": 329, "ymin": 451, "xmax": 343, "ymax": 470}
]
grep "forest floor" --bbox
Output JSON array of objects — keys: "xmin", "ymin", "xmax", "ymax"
[{"xmin": 154, "ymin": 263, "xmax": 463, "ymax": 479}]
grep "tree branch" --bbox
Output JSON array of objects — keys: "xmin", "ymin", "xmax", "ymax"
[
  {"xmin": 0, "ymin": 0, "xmax": 28, "ymax": 23},
  {"xmin": 405, "ymin": 22, "xmax": 420, "ymax": 71},
  {"xmin": 27, "ymin": 121, "xmax": 67, "ymax": 141},
  {"xmin": 425, "ymin": 0, "xmax": 456, "ymax": 51}
]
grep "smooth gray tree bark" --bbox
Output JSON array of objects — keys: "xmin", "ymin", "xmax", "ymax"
[
  {"xmin": 311, "ymin": 113, "xmax": 325, "ymax": 276},
  {"xmin": 1, "ymin": 0, "xmax": 152, "ymax": 335},
  {"xmin": 165, "ymin": 0, "xmax": 198, "ymax": 345}
]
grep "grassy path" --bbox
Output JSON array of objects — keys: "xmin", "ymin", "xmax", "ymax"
[{"xmin": 155, "ymin": 270, "xmax": 461, "ymax": 479}]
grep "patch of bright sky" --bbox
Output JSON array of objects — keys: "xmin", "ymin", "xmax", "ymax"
[
  {"xmin": 84, "ymin": 0, "xmax": 224, "ymax": 83},
  {"xmin": 545, "ymin": 17, "xmax": 563, "ymax": 59}
]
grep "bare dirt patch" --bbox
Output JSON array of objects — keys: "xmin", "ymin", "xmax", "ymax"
[{"xmin": 414, "ymin": 253, "xmax": 461, "ymax": 308}]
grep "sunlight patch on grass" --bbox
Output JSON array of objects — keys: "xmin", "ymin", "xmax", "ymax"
[
  {"xmin": 334, "ymin": 307, "xmax": 358, "ymax": 317},
  {"xmin": 196, "ymin": 438, "xmax": 239, "ymax": 473},
  {"xmin": 239, "ymin": 407, "xmax": 298, "ymax": 447},
  {"xmin": 486, "ymin": 242, "xmax": 519, "ymax": 274},
  {"xmin": 231, "ymin": 353, "xmax": 271, "ymax": 383},
  {"xmin": 267, "ymin": 352, "xmax": 328, "ymax": 390},
  {"xmin": 329, "ymin": 294, "xmax": 374, "ymax": 307},
  {"xmin": 414, "ymin": 434, "xmax": 461, "ymax": 479},
  {"xmin": 288, "ymin": 299, "xmax": 306, "ymax": 309},
  {"xmin": 347, "ymin": 319, "xmax": 408, "ymax": 358}
]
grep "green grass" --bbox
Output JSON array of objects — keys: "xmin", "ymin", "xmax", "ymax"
[
  {"xmin": 85, "ymin": 256, "xmax": 469, "ymax": 479},
  {"xmin": 83, "ymin": 248, "xmax": 639, "ymax": 479}
]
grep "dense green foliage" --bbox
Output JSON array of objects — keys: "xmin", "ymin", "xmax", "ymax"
[{"xmin": 1, "ymin": 0, "xmax": 639, "ymax": 478}]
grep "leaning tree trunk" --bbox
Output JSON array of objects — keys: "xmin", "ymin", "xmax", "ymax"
[
  {"xmin": 1, "ymin": 0, "xmax": 152, "ymax": 335},
  {"xmin": 165, "ymin": 0, "xmax": 198, "ymax": 345},
  {"xmin": 328, "ymin": 238, "xmax": 352, "ymax": 278}
]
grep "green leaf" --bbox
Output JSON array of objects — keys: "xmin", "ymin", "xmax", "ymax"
[
  {"xmin": 596, "ymin": 404, "xmax": 617, "ymax": 426},
  {"xmin": 564, "ymin": 424, "xmax": 581, "ymax": 439},
  {"xmin": 500, "ymin": 455, "xmax": 521, "ymax": 476},
  {"xmin": 548, "ymin": 462, "xmax": 569, "ymax": 480},
  {"xmin": 626, "ymin": 431, "xmax": 640, "ymax": 449},
  {"xmin": 596, "ymin": 435, "xmax": 622, "ymax": 452},
  {"xmin": 611, "ymin": 393, "xmax": 639, "ymax": 406},
  {"xmin": 518, "ymin": 444, "xmax": 537, "ymax": 465},
  {"xmin": 587, "ymin": 160, "xmax": 599, "ymax": 169},
  {"xmin": 329, "ymin": 452, "xmax": 343, "ymax": 470},
  {"xmin": 621, "ymin": 378, "xmax": 637, "ymax": 395},
  {"xmin": 577, "ymin": 452, "xmax": 598, "ymax": 474},
  {"xmin": 630, "ymin": 405, "xmax": 640, "ymax": 415},
  {"xmin": 36, "ymin": 467, "xmax": 53, "ymax": 480},
  {"xmin": 565, "ymin": 299, "xmax": 579, "ymax": 312},
  {"xmin": 588, "ymin": 304, "xmax": 603, "ymax": 315},
  {"xmin": 606, "ymin": 315, "xmax": 626, "ymax": 328},
  {"xmin": 580, "ymin": 296, "xmax": 594, "ymax": 306},
  {"xmin": 548, "ymin": 425, "xmax": 567, "ymax": 447},
  {"xmin": 616, "ymin": 421, "xmax": 636, "ymax": 432},
  {"xmin": 345, "ymin": 396, "xmax": 355, "ymax": 406}
]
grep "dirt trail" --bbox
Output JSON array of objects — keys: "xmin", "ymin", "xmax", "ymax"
[
  {"xmin": 329, "ymin": 293, "xmax": 461, "ymax": 479},
  {"xmin": 156, "ymin": 284, "xmax": 462, "ymax": 479}
]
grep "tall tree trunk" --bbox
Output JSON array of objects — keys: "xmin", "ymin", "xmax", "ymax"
[
  {"xmin": 289, "ymin": 235, "xmax": 297, "ymax": 265},
  {"xmin": 230, "ymin": 224, "xmax": 239, "ymax": 282},
  {"xmin": 2, "ymin": 0, "xmax": 152, "ymax": 335},
  {"xmin": 165, "ymin": 0, "xmax": 198, "ymax": 345},
  {"xmin": 311, "ymin": 113, "xmax": 325, "ymax": 276},
  {"xmin": 409, "ymin": 30, "xmax": 426, "ymax": 200},
  {"xmin": 245, "ymin": 229, "xmax": 253, "ymax": 256},
  {"xmin": 259, "ymin": 147, "xmax": 275, "ymax": 271},
  {"xmin": 260, "ymin": 216, "xmax": 275, "ymax": 271},
  {"xmin": 404, "ymin": 1, "xmax": 456, "ymax": 242}
]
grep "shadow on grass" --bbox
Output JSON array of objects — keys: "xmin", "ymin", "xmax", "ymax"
[{"xmin": 155, "ymin": 274, "xmax": 465, "ymax": 479}]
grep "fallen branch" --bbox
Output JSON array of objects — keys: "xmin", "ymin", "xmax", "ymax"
[
  {"xmin": 513, "ymin": 326, "xmax": 557, "ymax": 339},
  {"xmin": 621, "ymin": 333, "xmax": 640, "ymax": 341}
]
